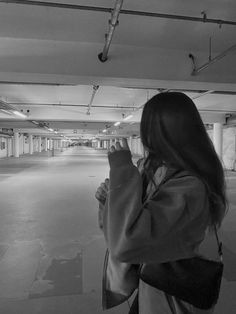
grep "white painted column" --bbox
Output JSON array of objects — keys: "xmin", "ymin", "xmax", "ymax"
[
  {"xmin": 52, "ymin": 140, "xmax": 55, "ymax": 156},
  {"xmin": 13, "ymin": 131, "xmax": 20, "ymax": 158},
  {"xmin": 49, "ymin": 139, "xmax": 53, "ymax": 150},
  {"xmin": 38, "ymin": 137, "xmax": 42, "ymax": 152},
  {"xmin": 133, "ymin": 138, "xmax": 137, "ymax": 154},
  {"xmin": 137, "ymin": 138, "xmax": 143, "ymax": 156},
  {"xmin": 128, "ymin": 136, "xmax": 133, "ymax": 152},
  {"xmin": 60, "ymin": 140, "xmax": 63, "ymax": 151},
  {"xmin": 213, "ymin": 123, "xmax": 223, "ymax": 159},
  {"xmin": 7, "ymin": 138, "xmax": 11, "ymax": 157},
  {"xmin": 29, "ymin": 135, "xmax": 33, "ymax": 155},
  {"xmin": 22, "ymin": 135, "xmax": 25, "ymax": 154},
  {"xmin": 45, "ymin": 138, "xmax": 48, "ymax": 151}
]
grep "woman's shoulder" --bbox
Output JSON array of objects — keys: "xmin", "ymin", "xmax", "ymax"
[{"xmin": 164, "ymin": 168, "xmax": 207, "ymax": 196}]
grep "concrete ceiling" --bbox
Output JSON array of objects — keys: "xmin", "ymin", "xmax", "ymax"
[{"xmin": 0, "ymin": 0, "xmax": 235, "ymax": 139}]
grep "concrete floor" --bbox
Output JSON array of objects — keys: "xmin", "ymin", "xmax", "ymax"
[{"xmin": 0, "ymin": 147, "xmax": 235, "ymax": 314}]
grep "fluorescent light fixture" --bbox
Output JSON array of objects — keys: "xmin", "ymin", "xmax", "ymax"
[
  {"xmin": 123, "ymin": 114, "xmax": 133, "ymax": 121},
  {"xmin": 54, "ymin": 131, "xmax": 58, "ymax": 134},
  {"xmin": 114, "ymin": 121, "xmax": 121, "ymax": 126},
  {"xmin": 32, "ymin": 120, "xmax": 39, "ymax": 125},
  {"xmin": 12, "ymin": 110, "xmax": 27, "ymax": 118},
  {"xmin": 102, "ymin": 129, "xmax": 107, "ymax": 133},
  {"xmin": 48, "ymin": 128, "xmax": 54, "ymax": 132}
]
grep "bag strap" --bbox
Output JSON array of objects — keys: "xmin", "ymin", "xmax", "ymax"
[
  {"xmin": 213, "ymin": 224, "xmax": 223, "ymax": 262},
  {"xmin": 153, "ymin": 168, "xmax": 224, "ymax": 262}
]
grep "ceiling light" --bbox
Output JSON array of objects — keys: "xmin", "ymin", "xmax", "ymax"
[
  {"xmin": 123, "ymin": 114, "xmax": 133, "ymax": 121},
  {"xmin": 102, "ymin": 129, "xmax": 107, "ymax": 133},
  {"xmin": 32, "ymin": 120, "xmax": 39, "ymax": 125},
  {"xmin": 12, "ymin": 111, "xmax": 27, "ymax": 118},
  {"xmin": 48, "ymin": 128, "xmax": 54, "ymax": 132},
  {"xmin": 114, "ymin": 121, "xmax": 121, "ymax": 126}
]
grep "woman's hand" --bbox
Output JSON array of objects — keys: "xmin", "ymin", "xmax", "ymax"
[
  {"xmin": 95, "ymin": 178, "xmax": 109, "ymax": 205},
  {"xmin": 108, "ymin": 138, "xmax": 130, "ymax": 154},
  {"xmin": 95, "ymin": 178, "xmax": 109, "ymax": 230}
]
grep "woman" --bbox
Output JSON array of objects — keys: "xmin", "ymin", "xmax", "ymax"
[{"xmin": 95, "ymin": 92, "xmax": 227, "ymax": 314}]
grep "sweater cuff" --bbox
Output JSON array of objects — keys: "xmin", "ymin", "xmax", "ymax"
[{"xmin": 108, "ymin": 150, "xmax": 133, "ymax": 168}]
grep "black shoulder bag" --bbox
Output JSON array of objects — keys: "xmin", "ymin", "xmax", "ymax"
[{"xmin": 139, "ymin": 172, "xmax": 224, "ymax": 310}]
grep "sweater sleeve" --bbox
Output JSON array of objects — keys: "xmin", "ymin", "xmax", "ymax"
[{"xmin": 102, "ymin": 150, "xmax": 209, "ymax": 264}]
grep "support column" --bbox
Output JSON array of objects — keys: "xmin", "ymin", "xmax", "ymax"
[
  {"xmin": 45, "ymin": 138, "xmax": 48, "ymax": 151},
  {"xmin": 13, "ymin": 131, "xmax": 19, "ymax": 158},
  {"xmin": 7, "ymin": 138, "xmax": 11, "ymax": 157},
  {"xmin": 49, "ymin": 139, "xmax": 53, "ymax": 150},
  {"xmin": 128, "ymin": 136, "xmax": 133, "ymax": 152},
  {"xmin": 52, "ymin": 140, "xmax": 55, "ymax": 157},
  {"xmin": 29, "ymin": 135, "xmax": 33, "ymax": 155},
  {"xmin": 60, "ymin": 140, "xmax": 62, "ymax": 149},
  {"xmin": 213, "ymin": 123, "xmax": 223, "ymax": 159},
  {"xmin": 38, "ymin": 137, "xmax": 42, "ymax": 152}
]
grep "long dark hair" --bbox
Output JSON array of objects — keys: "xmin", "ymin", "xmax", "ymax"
[{"xmin": 140, "ymin": 92, "xmax": 227, "ymax": 228}]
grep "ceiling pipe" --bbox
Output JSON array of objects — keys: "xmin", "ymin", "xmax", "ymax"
[
  {"xmin": 0, "ymin": 99, "xmax": 21, "ymax": 113},
  {"xmin": 86, "ymin": 85, "xmax": 99, "ymax": 115},
  {"xmin": 9, "ymin": 102, "xmax": 136, "ymax": 109},
  {"xmin": 191, "ymin": 44, "xmax": 236, "ymax": 75},
  {"xmin": 98, "ymin": 0, "xmax": 124, "ymax": 62},
  {"xmin": 191, "ymin": 90, "xmax": 214, "ymax": 99},
  {"xmin": 0, "ymin": 81, "xmax": 76, "ymax": 86},
  {"xmin": 0, "ymin": 99, "xmax": 29, "ymax": 119},
  {"xmin": 1, "ymin": 0, "xmax": 236, "ymax": 27}
]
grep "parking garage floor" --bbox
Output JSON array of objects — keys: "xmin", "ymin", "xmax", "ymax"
[{"xmin": 0, "ymin": 147, "xmax": 236, "ymax": 314}]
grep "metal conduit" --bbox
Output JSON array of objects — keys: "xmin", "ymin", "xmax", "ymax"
[
  {"xmin": 98, "ymin": 0, "xmax": 124, "ymax": 62},
  {"xmin": 0, "ymin": 81, "xmax": 75, "ymax": 86},
  {"xmin": 1, "ymin": 0, "xmax": 236, "ymax": 27},
  {"xmin": 8, "ymin": 103, "xmax": 236, "ymax": 114},
  {"xmin": 9, "ymin": 103, "xmax": 136, "ymax": 110},
  {"xmin": 192, "ymin": 44, "xmax": 236, "ymax": 75},
  {"xmin": 86, "ymin": 85, "xmax": 99, "ymax": 115}
]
